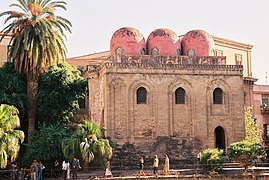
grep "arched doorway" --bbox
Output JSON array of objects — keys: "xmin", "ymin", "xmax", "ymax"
[{"xmin": 215, "ymin": 126, "xmax": 225, "ymax": 150}]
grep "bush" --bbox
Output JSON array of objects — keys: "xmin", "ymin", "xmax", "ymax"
[
  {"xmin": 200, "ymin": 148, "xmax": 223, "ymax": 173},
  {"xmin": 228, "ymin": 140, "xmax": 266, "ymax": 169}
]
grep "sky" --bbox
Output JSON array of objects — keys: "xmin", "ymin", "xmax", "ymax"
[{"xmin": 0, "ymin": 0, "xmax": 269, "ymax": 84}]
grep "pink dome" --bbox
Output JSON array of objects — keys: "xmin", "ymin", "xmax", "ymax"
[
  {"xmin": 181, "ymin": 30, "xmax": 215, "ymax": 56},
  {"xmin": 110, "ymin": 27, "xmax": 146, "ymax": 56},
  {"xmin": 147, "ymin": 28, "xmax": 181, "ymax": 56}
]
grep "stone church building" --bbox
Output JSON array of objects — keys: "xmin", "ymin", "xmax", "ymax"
[{"xmin": 67, "ymin": 27, "xmax": 255, "ymax": 164}]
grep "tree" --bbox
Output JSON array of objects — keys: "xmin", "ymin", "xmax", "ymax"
[
  {"xmin": 62, "ymin": 121, "xmax": 112, "ymax": 164},
  {"xmin": 245, "ymin": 107, "xmax": 262, "ymax": 144},
  {"xmin": 0, "ymin": 104, "xmax": 24, "ymax": 168},
  {"xmin": 0, "ymin": 0, "xmax": 72, "ymax": 142},
  {"xmin": 23, "ymin": 123, "xmax": 71, "ymax": 166},
  {"xmin": 37, "ymin": 63, "xmax": 87, "ymax": 125},
  {"xmin": 228, "ymin": 140, "xmax": 266, "ymax": 170},
  {"xmin": 0, "ymin": 62, "xmax": 27, "ymax": 127}
]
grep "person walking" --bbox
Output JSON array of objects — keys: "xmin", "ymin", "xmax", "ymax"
[
  {"xmin": 137, "ymin": 156, "xmax": 146, "ymax": 177},
  {"xmin": 72, "ymin": 157, "xmax": 81, "ymax": 179},
  {"xmin": 163, "ymin": 155, "xmax": 170, "ymax": 176},
  {"xmin": 153, "ymin": 155, "xmax": 159, "ymax": 177}
]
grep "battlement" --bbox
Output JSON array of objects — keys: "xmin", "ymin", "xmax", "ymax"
[{"xmin": 110, "ymin": 55, "xmax": 226, "ymax": 65}]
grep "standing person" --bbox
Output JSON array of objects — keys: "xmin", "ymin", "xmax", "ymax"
[
  {"xmin": 137, "ymin": 156, "xmax": 146, "ymax": 177},
  {"xmin": 33, "ymin": 160, "xmax": 39, "ymax": 180},
  {"xmin": 38, "ymin": 161, "xmax": 45, "ymax": 180},
  {"xmin": 153, "ymin": 155, "xmax": 159, "ymax": 177},
  {"xmin": 66, "ymin": 160, "xmax": 71, "ymax": 179},
  {"xmin": 105, "ymin": 158, "xmax": 112, "ymax": 177},
  {"xmin": 54, "ymin": 160, "xmax": 60, "ymax": 178},
  {"xmin": 163, "ymin": 155, "xmax": 170, "ymax": 176},
  {"xmin": 72, "ymin": 157, "xmax": 81, "ymax": 179},
  {"xmin": 62, "ymin": 160, "xmax": 67, "ymax": 179},
  {"xmin": 197, "ymin": 151, "xmax": 202, "ymax": 164},
  {"xmin": 30, "ymin": 161, "xmax": 36, "ymax": 180}
]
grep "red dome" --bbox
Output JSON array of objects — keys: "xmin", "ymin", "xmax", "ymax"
[
  {"xmin": 181, "ymin": 30, "xmax": 215, "ymax": 56},
  {"xmin": 110, "ymin": 27, "xmax": 146, "ymax": 56},
  {"xmin": 147, "ymin": 28, "xmax": 181, "ymax": 56}
]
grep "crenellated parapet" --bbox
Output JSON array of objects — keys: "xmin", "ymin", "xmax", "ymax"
[{"xmin": 110, "ymin": 55, "xmax": 226, "ymax": 65}]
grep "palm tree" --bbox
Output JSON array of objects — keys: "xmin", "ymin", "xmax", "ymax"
[
  {"xmin": 62, "ymin": 121, "xmax": 112, "ymax": 164},
  {"xmin": 0, "ymin": 104, "xmax": 24, "ymax": 168},
  {"xmin": 0, "ymin": 0, "xmax": 71, "ymax": 142}
]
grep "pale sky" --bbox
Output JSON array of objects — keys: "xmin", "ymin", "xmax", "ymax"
[{"xmin": 0, "ymin": 0, "xmax": 269, "ymax": 84}]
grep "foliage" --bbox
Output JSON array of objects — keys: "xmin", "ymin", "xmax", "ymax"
[
  {"xmin": 0, "ymin": 0, "xmax": 72, "ymax": 141},
  {"xmin": 228, "ymin": 140, "xmax": 266, "ymax": 169},
  {"xmin": 245, "ymin": 107, "xmax": 262, "ymax": 144},
  {"xmin": 0, "ymin": 62, "xmax": 27, "ymax": 120},
  {"xmin": 23, "ymin": 123, "xmax": 71, "ymax": 165},
  {"xmin": 0, "ymin": 104, "xmax": 24, "ymax": 168},
  {"xmin": 62, "ymin": 121, "xmax": 112, "ymax": 164},
  {"xmin": 37, "ymin": 63, "xmax": 87, "ymax": 125},
  {"xmin": 200, "ymin": 148, "xmax": 223, "ymax": 173}
]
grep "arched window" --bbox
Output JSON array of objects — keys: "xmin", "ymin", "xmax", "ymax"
[
  {"xmin": 175, "ymin": 87, "xmax": 185, "ymax": 104},
  {"xmin": 137, "ymin": 87, "xmax": 147, "ymax": 104},
  {"xmin": 177, "ymin": 48, "xmax": 181, "ymax": 56},
  {"xmin": 141, "ymin": 48, "xmax": 146, "ymax": 55},
  {"xmin": 116, "ymin": 47, "xmax": 123, "ymax": 57},
  {"xmin": 187, "ymin": 49, "xmax": 195, "ymax": 56},
  {"xmin": 151, "ymin": 47, "xmax": 159, "ymax": 55},
  {"xmin": 213, "ymin": 88, "xmax": 223, "ymax": 104}
]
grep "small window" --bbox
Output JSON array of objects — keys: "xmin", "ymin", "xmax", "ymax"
[
  {"xmin": 235, "ymin": 54, "xmax": 242, "ymax": 65},
  {"xmin": 137, "ymin": 87, "xmax": 147, "ymax": 104},
  {"xmin": 213, "ymin": 88, "xmax": 223, "ymax": 104},
  {"xmin": 116, "ymin": 47, "xmax": 123, "ymax": 57},
  {"xmin": 175, "ymin": 87, "xmax": 185, "ymax": 104},
  {"xmin": 141, "ymin": 48, "xmax": 146, "ymax": 55},
  {"xmin": 215, "ymin": 49, "xmax": 223, "ymax": 56},
  {"xmin": 151, "ymin": 47, "xmax": 159, "ymax": 55},
  {"xmin": 177, "ymin": 48, "xmax": 181, "ymax": 55},
  {"xmin": 262, "ymin": 98, "xmax": 269, "ymax": 106},
  {"xmin": 187, "ymin": 49, "xmax": 195, "ymax": 56}
]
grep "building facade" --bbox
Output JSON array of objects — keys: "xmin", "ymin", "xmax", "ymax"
[{"xmin": 68, "ymin": 27, "xmax": 251, "ymax": 164}]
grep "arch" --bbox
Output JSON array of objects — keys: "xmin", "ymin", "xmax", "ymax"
[
  {"xmin": 151, "ymin": 47, "xmax": 159, "ymax": 55},
  {"xmin": 215, "ymin": 126, "xmax": 225, "ymax": 150},
  {"xmin": 177, "ymin": 48, "xmax": 181, "ymax": 56},
  {"xmin": 175, "ymin": 87, "xmax": 185, "ymax": 104},
  {"xmin": 137, "ymin": 87, "xmax": 147, "ymax": 104},
  {"xmin": 213, "ymin": 88, "xmax": 223, "ymax": 104},
  {"xmin": 116, "ymin": 47, "xmax": 124, "ymax": 57},
  {"xmin": 140, "ymin": 47, "xmax": 146, "ymax": 55},
  {"xmin": 187, "ymin": 49, "xmax": 195, "ymax": 56}
]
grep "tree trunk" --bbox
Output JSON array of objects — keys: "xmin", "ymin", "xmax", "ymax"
[{"xmin": 27, "ymin": 76, "xmax": 39, "ymax": 143}]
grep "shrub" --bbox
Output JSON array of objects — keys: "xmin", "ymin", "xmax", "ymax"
[
  {"xmin": 200, "ymin": 148, "xmax": 223, "ymax": 173},
  {"xmin": 228, "ymin": 140, "xmax": 266, "ymax": 169}
]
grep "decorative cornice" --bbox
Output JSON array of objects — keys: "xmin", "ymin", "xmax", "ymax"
[{"xmin": 212, "ymin": 35, "xmax": 253, "ymax": 51}]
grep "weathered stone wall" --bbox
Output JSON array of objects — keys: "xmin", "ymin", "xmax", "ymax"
[{"xmin": 85, "ymin": 58, "xmax": 245, "ymax": 165}]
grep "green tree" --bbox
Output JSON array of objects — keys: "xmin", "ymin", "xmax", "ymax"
[
  {"xmin": 200, "ymin": 148, "xmax": 223, "ymax": 173},
  {"xmin": 62, "ymin": 121, "xmax": 112, "ymax": 164},
  {"xmin": 37, "ymin": 63, "xmax": 87, "ymax": 125},
  {"xmin": 0, "ymin": 62, "xmax": 27, "ymax": 126},
  {"xmin": 0, "ymin": 0, "xmax": 71, "ymax": 142},
  {"xmin": 245, "ymin": 106, "xmax": 262, "ymax": 144},
  {"xmin": 228, "ymin": 140, "xmax": 266, "ymax": 170},
  {"xmin": 23, "ymin": 123, "xmax": 71, "ymax": 166},
  {"xmin": 0, "ymin": 104, "xmax": 24, "ymax": 168}
]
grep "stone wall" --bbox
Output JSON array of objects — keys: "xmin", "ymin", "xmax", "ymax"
[{"xmin": 85, "ymin": 57, "xmax": 245, "ymax": 165}]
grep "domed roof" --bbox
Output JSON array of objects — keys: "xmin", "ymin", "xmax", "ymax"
[
  {"xmin": 147, "ymin": 28, "xmax": 181, "ymax": 56},
  {"xmin": 110, "ymin": 27, "xmax": 146, "ymax": 56},
  {"xmin": 181, "ymin": 29, "xmax": 215, "ymax": 56}
]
